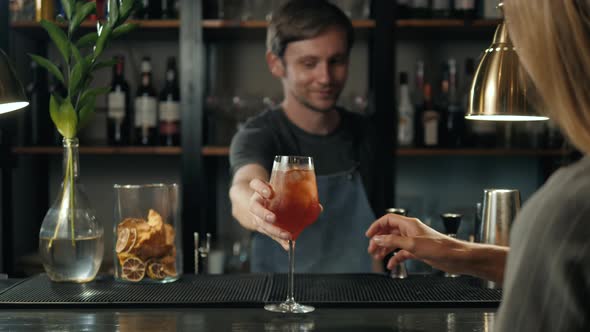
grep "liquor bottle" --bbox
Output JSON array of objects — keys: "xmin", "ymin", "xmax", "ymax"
[
  {"xmin": 413, "ymin": 61, "xmax": 425, "ymax": 146},
  {"xmin": 107, "ymin": 55, "xmax": 131, "ymax": 146},
  {"xmin": 35, "ymin": 0, "xmax": 54, "ymax": 21},
  {"xmin": 161, "ymin": 0, "xmax": 179, "ymax": 19},
  {"xmin": 436, "ymin": 62, "xmax": 450, "ymax": 146},
  {"xmin": 463, "ymin": 58, "xmax": 496, "ymax": 147},
  {"xmin": 445, "ymin": 58, "xmax": 465, "ymax": 147},
  {"xmin": 398, "ymin": 72, "xmax": 414, "ymax": 147},
  {"xmin": 19, "ymin": 61, "xmax": 45, "ymax": 145},
  {"xmin": 158, "ymin": 57, "xmax": 181, "ymax": 146},
  {"xmin": 396, "ymin": 0, "xmax": 410, "ymax": 19},
  {"xmin": 453, "ymin": 0, "xmax": 477, "ymax": 19},
  {"xmin": 134, "ymin": 0, "xmax": 162, "ymax": 19},
  {"xmin": 431, "ymin": 0, "xmax": 452, "ymax": 18},
  {"xmin": 421, "ymin": 84, "xmax": 441, "ymax": 147},
  {"xmin": 409, "ymin": 0, "xmax": 431, "ymax": 18},
  {"xmin": 134, "ymin": 57, "xmax": 158, "ymax": 146}
]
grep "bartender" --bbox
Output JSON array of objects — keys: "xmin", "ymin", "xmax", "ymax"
[{"xmin": 228, "ymin": 0, "xmax": 389, "ymax": 273}]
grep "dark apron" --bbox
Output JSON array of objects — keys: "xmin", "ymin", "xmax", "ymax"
[{"xmin": 250, "ymin": 111, "xmax": 376, "ymax": 273}]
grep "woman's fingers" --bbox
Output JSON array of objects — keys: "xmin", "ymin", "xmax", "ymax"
[
  {"xmin": 386, "ymin": 250, "xmax": 417, "ymax": 270},
  {"xmin": 371, "ymin": 233, "xmax": 414, "ymax": 252},
  {"xmin": 366, "ymin": 213, "xmax": 414, "ymax": 238}
]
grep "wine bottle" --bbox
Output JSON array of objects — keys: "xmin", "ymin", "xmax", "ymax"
[
  {"xmin": 107, "ymin": 55, "xmax": 131, "ymax": 146},
  {"xmin": 445, "ymin": 58, "xmax": 465, "ymax": 147},
  {"xmin": 453, "ymin": 0, "xmax": 477, "ymax": 19},
  {"xmin": 431, "ymin": 0, "xmax": 452, "ymax": 18},
  {"xmin": 134, "ymin": 57, "xmax": 158, "ymax": 146},
  {"xmin": 409, "ymin": 0, "xmax": 431, "ymax": 18},
  {"xmin": 421, "ymin": 84, "xmax": 441, "ymax": 147},
  {"xmin": 158, "ymin": 57, "xmax": 181, "ymax": 146},
  {"xmin": 398, "ymin": 72, "xmax": 414, "ymax": 147},
  {"xmin": 161, "ymin": 0, "xmax": 179, "ymax": 19},
  {"xmin": 396, "ymin": 0, "xmax": 410, "ymax": 19},
  {"xmin": 23, "ymin": 61, "xmax": 50, "ymax": 146}
]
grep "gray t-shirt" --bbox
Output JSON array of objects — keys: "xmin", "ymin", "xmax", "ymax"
[
  {"xmin": 229, "ymin": 107, "xmax": 388, "ymax": 215},
  {"xmin": 497, "ymin": 156, "xmax": 590, "ymax": 331}
]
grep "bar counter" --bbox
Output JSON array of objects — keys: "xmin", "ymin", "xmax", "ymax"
[{"xmin": 0, "ymin": 274, "xmax": 500, "ymax": 331}]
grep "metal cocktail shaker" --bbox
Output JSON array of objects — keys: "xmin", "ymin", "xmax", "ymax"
[{"xmin": 480, "ymin": 189, "xmax": 521, "ymax": 288}]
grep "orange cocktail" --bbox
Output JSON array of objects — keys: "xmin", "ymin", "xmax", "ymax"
[{"xmin": 269, "ymin": 168, "xmax": 321, "ymax": 240}]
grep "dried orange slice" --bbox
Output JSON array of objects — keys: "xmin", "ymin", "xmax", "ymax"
[
  {"xmin": 124, "ymin": 228, "xmax": 137, "ymax": 252},
  {"xmin": 161, "ymin": 256, "xmax": 177, "ymax": 277},
  {"xmin": 115, "ymin": 228, "xmax": 130, "ymax": 253},
  {"xmin": 146, "ymin": 261, "xmax": 167, "ymax": 280},
  {"xmin": 121, "ymin": 256, "xmax": 146, "ymax": 282}
]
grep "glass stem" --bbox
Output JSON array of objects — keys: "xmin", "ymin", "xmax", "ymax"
[{"xmin": 287, "ymin": 240, "xmax": 295, "ymax": 303}]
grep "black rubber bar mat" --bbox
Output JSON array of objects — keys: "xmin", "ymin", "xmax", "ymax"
[
  {"xmin": 265, "ymin": 274, "xmax": 502, "ymax": 308},
  {"xmin": 0, "ymin": 274, "xmax": 501, "ymax": 309},
  {"xmin": 0, "ymin": 274, "xmax": 269, "ymax": 308}
]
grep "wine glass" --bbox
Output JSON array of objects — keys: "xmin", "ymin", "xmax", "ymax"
[{"xmin": 264, "ymin": 156, "xmax": 322, "ymax": 314}]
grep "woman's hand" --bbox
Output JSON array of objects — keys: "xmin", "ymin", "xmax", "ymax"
[{"xmin": 366, "ymin": 213, "xmax": 469, "ymax": 275}]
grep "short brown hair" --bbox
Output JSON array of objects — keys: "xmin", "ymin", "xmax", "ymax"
[
  {"xmin": 505, "ymin": 0, "xmax": 590, "ymax": 153},
  {"xmin": 266, "ymin": 0, "xmax": 355, "ymax": 58}
]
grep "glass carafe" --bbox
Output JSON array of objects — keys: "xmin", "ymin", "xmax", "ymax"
[{"xmin": 39, "ymin": 138, "xmax": 104, "ymax": 283}]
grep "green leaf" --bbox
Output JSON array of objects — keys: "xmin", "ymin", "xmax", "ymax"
[
  {"xmin": 77, "ymin": 94, "xmax": 96, "ymax": 131},
  {"xmin": 68, "ymin": 60, "xmax": 85, "ymax": 98},
  {"xmin": 29, "ymin": 54, "xmax": 65, "ymax": 84},
  {"xmin": 93, "ymin": 24, "xmax": 112, "ymax": 60},
  {"xmin": 79, "ymin": 86, "xmax": 110, "ymax": 109},
  {"xmin": 75, "ymin": 32, "xmax": 98, "ymax": 49},
  {"xmin": 92, "ymin": 59, "xmax": 118, "ymax": 72},
  {"xmin": 61, "ymin": 0, "xmax": 74, "ymax": 20},
  {"xmin": 40, "ymin": 20, "xmax": 70, "ymax": 64},
  {"xmin": 112, "ymin": 23, "xmax": 138, "ymax": 39},
  {"xmin": 55, "ymin": 14, "xmax": 67, "ymax": 24},
  {"xmin": 69, "ymin": 1, "xmax": 96, "ymax": 35},
  {"xmin": 107, "ymin": 0, "xmax": 119, "ymax": 27},
  {"xmin": 70, "ymin": 44, "xmax": 83, "ymax": 65},
  {"xmin": 119, "ymin": 0, "xmax": 136, "ymax": 22},
  {"xmin": 50, "ymin": 96, "xmax": 78, "ymax": 139}
]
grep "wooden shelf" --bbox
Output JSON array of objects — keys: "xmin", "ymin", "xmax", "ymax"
[
  {"xmin": 396, "ymin": 148, "xmax": 569, "ymax": 156},
  {"xmin": 12, "ymin": 146, "xmax": 182, "ymax": 155},
  {"xmin": 202, "ymin": 146, "xmax": 230, "ymax": 156},
  {"xmin": 12, "ymin": 145, "xmax": 233, "ymax": 156},
  {"xmin": 202, "ymin": 19, "xmax": 375, "ymax": 29},
  {"xmin": 10, "ymin": 19, "xmax": 180, "ymax": 29}
]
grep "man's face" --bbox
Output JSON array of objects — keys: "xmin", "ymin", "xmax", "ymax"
[{"xmin": 278, "ymin": 27, "xmax": 350, "ymax": 113}]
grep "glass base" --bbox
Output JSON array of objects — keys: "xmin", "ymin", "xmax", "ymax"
[{"xmin": 265, "ymin": 301, "xmax": 315, "ymax": 314}]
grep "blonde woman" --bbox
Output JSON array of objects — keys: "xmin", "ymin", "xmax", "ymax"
[{"xmin": 367, "ymin": 1, "xmax": 590, "ymax": 330}]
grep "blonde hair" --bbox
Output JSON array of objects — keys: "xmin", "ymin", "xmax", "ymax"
[{"xmin": 505, "ymin": 0, "xmax": 590, "ymax": 154}]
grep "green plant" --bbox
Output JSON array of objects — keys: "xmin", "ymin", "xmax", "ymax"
[{"xmin": 30, "ymin": 0, "xmax": 137, "ymax": 246}]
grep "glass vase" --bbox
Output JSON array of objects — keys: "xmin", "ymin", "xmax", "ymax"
[{"xmin": 38, "ymin": 138, "xmax": 104, "ymax": 283}]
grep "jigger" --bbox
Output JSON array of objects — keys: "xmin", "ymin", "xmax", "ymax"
[
  {"xmin": 441, "ymin": 213, "xmax": 462, "ymax": 278},
  {"xmin": 385, "ymin": 208, "xmax": 409, "ymax": 279}
]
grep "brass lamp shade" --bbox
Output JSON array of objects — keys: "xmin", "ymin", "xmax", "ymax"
[
  {"xmin": 466, "ymin": 21, "xmax": 548, "ymax": 121},
  {"xmin": 0, "ymin": 49, "xmax": 29, "ymax": 115}
]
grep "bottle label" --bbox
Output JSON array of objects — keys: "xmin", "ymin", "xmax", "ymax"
[
  {"xmin": 107, "ymin": 91, "xmax": 126, "ymax": 120},
  {"xmin": 159, "ymin": 121, "xmax": 179, "ymax": 135},
  {"xmin": 423, "ymin": 110, "xmax": 440, "ymax": 146},
  {"xmin": 455, "ymin": 0, "xmax": 475, "ymax": 10},
  {"xmin": 432, "ymin": 0, "xmax": 451, "ymax": 9},
  {"xmin": 411, "ymin": 0, "xmax": 429, "ymax": 9},
  {"xmin": 398, "ymin": 112, "xmax": 414, "ymax": 146},
  {"xmin": 159, "ymin": 100, "xmax": 180, "ymax": 121},
  {"xmin": 135, "ymin": 96, "xmax": 157, "ymax": 127}
]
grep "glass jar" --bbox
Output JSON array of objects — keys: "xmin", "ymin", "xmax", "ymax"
[{"xmin": 113, "ymin": 184, "xmax": 182, "ymax": 283}]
